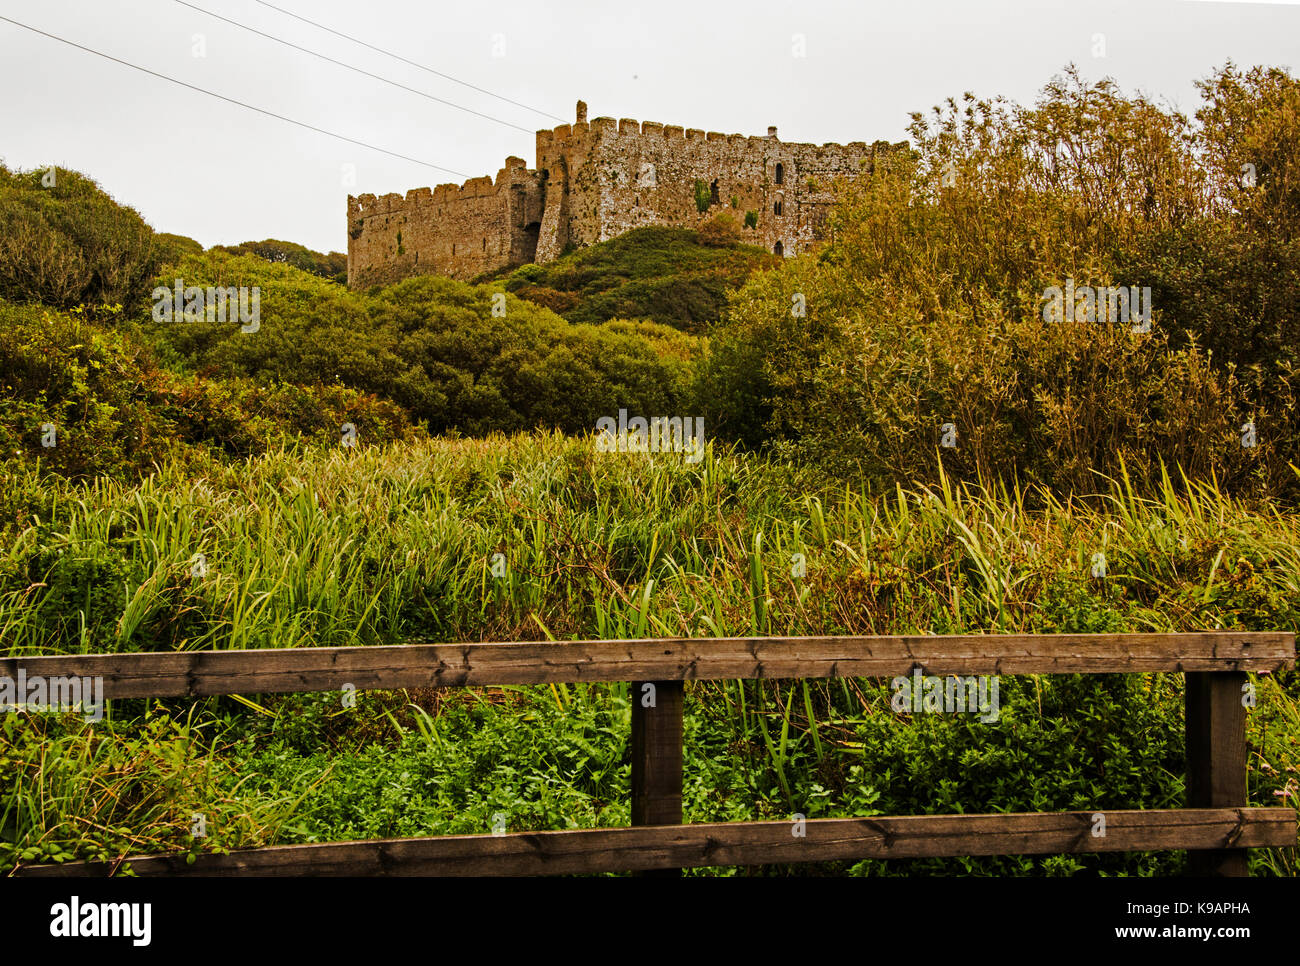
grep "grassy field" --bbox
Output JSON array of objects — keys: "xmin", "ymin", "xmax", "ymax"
[{"xmin": 2, "ymin": 433, "xmax": 1297, "ymax": 874}]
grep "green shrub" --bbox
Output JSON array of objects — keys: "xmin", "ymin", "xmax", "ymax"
[
  {"xmin": 502, "ymin": 227, "xmax": 775, "ymax": 332},
  {"xmin": 0, "ymin": 163, "xmax": 161, "ymax": 312},
  {"xmin": 154, "ymin": 233, "xmax": 204, "ymax": 268},
  {"xmin": 0, "ymin": 297, "xmax": 413, "ymax": 481},
  {"xmin": 693, "ymin": 179, "xmax": 711, "ymax": 213},
  {"xmin": 697, "ymin": 212, "xmax": 742, "ymax": 247},
  {"xmin": 704, "ymin": 64, "xmax": 1297, "ymax": 497},
  {"xmin": 145, "ymin": 253, "xmax": 701, "ymax": 439},
  {"xmin": 212, "ymin": 239, "xmax": 348, "ymax": 285}
]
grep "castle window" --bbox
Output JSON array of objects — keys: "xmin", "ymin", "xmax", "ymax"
[
  {"xmin": 482, "ymin": 239, "xmax": 487, "ymax": 250},
  {"xmin": 774, "ymin": 200, "xmax": 783, "ymax": 216},
  {"xmin": 710, "ymin": 179, "xmax": 720, "ymax": 206},
  {"xmin": 774, "ymin": 241, "xmax": 784, "ymax": 256},
  {"xmin": 775, "ymin": 162, "xmax": 784, "ymax": 185}
]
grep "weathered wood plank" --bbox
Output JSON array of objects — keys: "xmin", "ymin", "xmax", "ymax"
[
  {"xmin": 1, "ymin": 633, "xmax": 1292, "ymax": 698},
  {"xmin": 1186, "ymin": 672, "xmax": 1250, "ymax": 876},
  {"xmin": 630, "ymin": 680, "xmax": 683, "ymax": 877},
  {"xmin": 20, "ymin": 808, "xmax": 1293, "ymax": 877}
]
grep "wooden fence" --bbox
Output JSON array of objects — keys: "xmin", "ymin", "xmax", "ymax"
[{"xmin": 7, "ymin": 631, "xmax": 1297, "ymax": 877}]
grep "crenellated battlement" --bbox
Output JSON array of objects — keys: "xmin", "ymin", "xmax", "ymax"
[
  {"xmin": 543, "ymin": 114, "xmax": 769, "ymax": 146},
  {"xmin": 349, "ymin": 97, "xmax": 905, "ymax": 286},
  {"xmin": 533, "ymin": 107, "xmax": 885, "ymax": 157},
  {"xmin": 349, "ymin": 156, "xmax": 538, "ymax": 224}
]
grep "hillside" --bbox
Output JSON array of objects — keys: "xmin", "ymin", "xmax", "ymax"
[
  {"xmin": 492, "ymin": 226, "xmax": 778, "ymax": 333},
  {"xmin": 0, "ymin": 163, "xmax": 705, "ymax": 480}
]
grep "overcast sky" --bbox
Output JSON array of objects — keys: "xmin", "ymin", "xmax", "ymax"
[{"xmin": 1, "ymin": 0, "xmax": 1296, "ymax": 253}]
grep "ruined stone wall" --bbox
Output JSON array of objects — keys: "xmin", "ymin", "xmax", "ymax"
[
  {"xmin": 533, "ymin": 112, "xmax": 904, "ymax": 262},
  {"xmin": 347, "ymin": 158, "xmax": 544, "ymax": 287},
  {"xmin": 347, "ymin": 101, "xmax": 906, "ymax": 287}
]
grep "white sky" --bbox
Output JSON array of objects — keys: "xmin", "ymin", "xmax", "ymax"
[{"xmin": 1, "ymin": 0, "xmax": 1296, "ymax": 253}]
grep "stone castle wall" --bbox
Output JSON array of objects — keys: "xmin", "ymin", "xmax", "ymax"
[
  {"xmin": 535, "ymin": 115, "xmax": 898, "ymax": 262},
  {"xmin": 347, "ymin": 102, "xmax": 905, "ymax": 287},
  {"xmin": 347, "ymin": 158, "xmax": 544, "ymax": 288}
]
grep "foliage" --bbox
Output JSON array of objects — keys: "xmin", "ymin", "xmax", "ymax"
[
  {"xmin": 703, "ymin": 64, "xmax": 1299, "ymax": 497},
  {"xmin": 2, "ymin": 436, "xmax": 1297, "ymax": 874},
  {"xmin": 146, "ymin": 252, "xmax": 701, "ymax": 439},
  {"xmin": 694, "ymin": 178, "xmax": 712, "ymax": 213},
  {"xmin": 0, "ymin": 163, "xmax": 161, "ymax": 312},
  {"xmin": 698, "ymin": 212, "xmax": 742, "ymax": 247},
  {"xmin": 211, "ymin": 238, "xmax": 348, "ymax": 285},
  {"xmin": 501, "ymin": 226, "xmax": 776, "ymax": 333},
  {"xmin": 0, "ymin": 298, "xmax": 413, "ymax": 481},
  {"xmin": 153, "ymin": 233, "xmax": 204, "ymax": 268}
]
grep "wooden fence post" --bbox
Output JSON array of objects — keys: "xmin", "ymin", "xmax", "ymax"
[
  {"xmin": 630, "ymin": 680, "xmax": 683, "ymax": 877},
  {"xmin": 1185, "ymin": 671, "xmax": 1249, "ymax": 876}
]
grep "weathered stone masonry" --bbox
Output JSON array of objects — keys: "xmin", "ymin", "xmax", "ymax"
[{"xmin": 347, "ymin": 100, "xmax": 905, "ymax": 287}]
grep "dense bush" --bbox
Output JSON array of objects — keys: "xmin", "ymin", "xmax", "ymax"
[
  {"xmin": 153, "ymin": 232, "xmax": 204, "ymax": 267},
  {"xmin": 702, "ymin": 64, "xmax": 1299, "ymax": 497},
  {"xmin": 149, "ymin": 252, "xmax": 703, "ymax": 438},
  {"xmin": 501, "ymin": 226, "xmax": 776, "ymax": 333},
  {"xmin": 212, "ymin": 238, "xmax": 347, "ymax": 284},
  {"xmin": 0, "ymin": 298, "xmax": 413, "ymax": 482},
  {"xmin": 1131, "ymin": 65, "xmax": 1300, "ymax": 461},
  {"xmin": 0, "ymin": 163, "xmax": 161, "ymax": 312},
  {"xmin": 697, "ymin": 212, "xmax": 742, "ymax": 247},
  {"xmin": 377, "ymin": 275, "xmax": 701, "ymax": 434}
]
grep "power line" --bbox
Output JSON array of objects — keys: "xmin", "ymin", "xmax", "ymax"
[
  {"xmin": 0, "ymin": 15, "xmax": 470, "ymax": 178},
  {"xmin": 173, "ymin": 0, "xmax": 535, "ymax": 134},
  {"xmin": 255, "ymin": 0, "xmax": 566, "ymax": 123}
]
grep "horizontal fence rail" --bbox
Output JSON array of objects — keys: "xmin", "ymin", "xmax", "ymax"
[
  {"xmin": 1, "ymin": 632, "xmax": 1293, "ymax": 698},
  {"xmin": 5, "ymin": 631, "xmax": 1296, "ymax": 878},
  {"xmin": 19, "ymin": 810, "xmax": 1294, "ymax": 878}
]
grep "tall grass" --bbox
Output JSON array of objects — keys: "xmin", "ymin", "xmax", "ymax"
[{"xmin": 1, "ymin": 434, "xmax": 1297, "ymax": 874}]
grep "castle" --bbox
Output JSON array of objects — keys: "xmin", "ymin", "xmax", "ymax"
[{"xmin": 346, "ymin": 101, "xmax": 905, "ymax": 288}]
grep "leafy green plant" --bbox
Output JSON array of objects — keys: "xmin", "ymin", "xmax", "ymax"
[
  {"xmin": 694, "ymin": 179, "xmax": 711, "ymax": 213},
  {"xmin": 500, "ymin": 226, "xmax": 774, "ymax": 332},
  {"xmin": 0, "ymin": 163, "xmax": 162, "ymax": 312},
  {"xmin": 3, "ymin": 435, "xmax": 1298, "ymax": 874}
]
